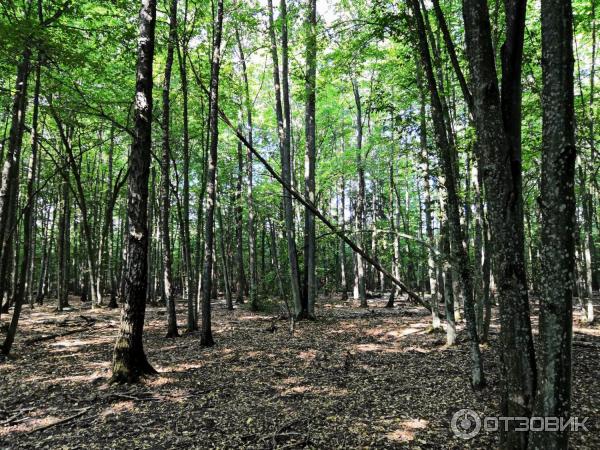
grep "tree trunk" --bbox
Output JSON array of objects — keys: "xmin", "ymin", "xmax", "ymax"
[
  {"xmin": 218, "ymin": 201, "xmax": 233, "ymax": 310},
  {"xmin": 200, "ymin": 0, "xmax": 224, "ymax": 347},
  {"xmin": 412, "ymin": 0, "xmax": 484, "ymax": 388},
  {"xmin": 417, "ymin": 65, "xmax": 441, "ymax": 329},
  {"xmin": 176, "ymin": 7, "xmax": 197, "ymax": 331},
  {"xmin": 351, "ymin": 79, "xmax": 367, "ymax": 308},
  {"xmin": 234, "ymin": 138, "xmax": 245, "ymax": 305},
  {"xmin": 0, "ymin": 48, "xmax": 31, "ymax": 310},
  {"xmin": 235, "ymin": 28, "xmax": 257, "ymax": 309},
  {"xmin": 339, "ymin": 177, "xmax": 348, "ymax": 302},
  {"xmin": 267, "ymin": 0, "xmax": 303, "ymax": 318},
  {"xmin": 57, "ymin": 177, "xmax": 70, "ymax": 311},
  {"xmin": 160, "ymin": 0, "xmax": 179, "ymax": 338},
  {"xmin": 529, "ymin": 0, "xmax": 576, "ymax": 446},
  {"xmin": 303, "ymin": 0, "xmax": 317, "ymax": 319},
  {"xmin": 1, "ymin": 59, "xmax": 40, "ymax": 355},
  {"xmin": 461, "ymin": 0, "xmax": 537, "ymax": 430},
  {"xmin": 110, "ymin": 0, "xmax": 158, "ymax": 383}
]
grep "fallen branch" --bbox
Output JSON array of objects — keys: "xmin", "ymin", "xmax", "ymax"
[
  {"xmin": 24, "ymin": 327, "xmax": 90, "ymax": 345},
  {"xmin": 28, "ymin": 407, "xmax": 92, "ymax": 434},
  {"xmin": 188, "ymin": 60, "xmax": 430, "ymax": 312},
  {"xmin": 25, "ymin": 323, "xmax": 111, "ymax": 345},
  {"xmin": 1, "ymin": 407, "xmax": 34, "ymax": 426}
]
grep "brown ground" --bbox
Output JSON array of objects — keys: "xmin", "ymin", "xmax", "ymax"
[{"xmin": 1, "ymin": 294, "xmax": 598, "ymax": 449}]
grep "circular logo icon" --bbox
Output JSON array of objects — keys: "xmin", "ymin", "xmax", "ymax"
[{"xmin": 451, "ymin": 409, "xmax": 481, "ymax": 439}]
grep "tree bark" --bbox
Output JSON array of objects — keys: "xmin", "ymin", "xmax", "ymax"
[
  {"xmin": 411, "ymin": 0, "xmax": 484, "ymax": 388},
  {"xmin": 200, "ymin": 0, "xmax": 224, "ymax": 347},
  {"xmin": 235, "ymin": 28, "xmax": 257, "ymax": 309},
  {"xmin": 303, "ymin": 0, "xmax": 317, "ymax": 319},
  {"xmin": 267, "ymin": 0, "xmax": 303, "ymax": 318},
  {"xmin": 111, "ymin": 0, "xmax": 158, "ymax": 383},
  {"xmin": 2, "ymin": 59, "xmax": 40, "ymax": 355},
  {"xmin": 351, "ymin": 79, "xmax": 367, "ymax": 308},
  {"xmin": 0, "ymin": 48, "xmax": 31, "ymax": 309},
  {"xmin": 461, "ymin": 0, "xmax": 537, "ymax": 431},
  {"xmin": 161, "ymin": 0, "xmax": 179, "ymax": 338},
  {"xmin": 529, "ymin": 0, "xmax": 576, "ymax": 446}
]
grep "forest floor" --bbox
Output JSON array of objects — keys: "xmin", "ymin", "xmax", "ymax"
[{"xmin": 1, "ymin": 293, "xmax": 599, "ymax": 449}]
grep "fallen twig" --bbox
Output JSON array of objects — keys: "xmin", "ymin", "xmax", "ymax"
[
  {"xmin": 24, "ymin": 327, "xmax": 90, "ymax": 345},
  {"xmin": 27, "ymin": 406, "xmax": 92, "ymax": 434},
  {"xmin": 1, "ymin": 407, "xmax": 34, "ymax": 426}
]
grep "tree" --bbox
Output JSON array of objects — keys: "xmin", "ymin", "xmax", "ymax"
[
  {"xmin": 111, "ymin": 0, "xmax": 158, "ymax": 383},
  {"xmin": 160, "ymin": 0, "xmax": 179, "ymax": 339},
  {"xmin": 267, "ymin": 0, "xmax": 303, "ymax": 318},
  {"xmin": 530, "ymin": 0, "xmax": 576, "ymax": 446},
  {"xmin": 410, "ymin": 0, "xmax": 484, "ymax": 389},
  {"xmin": 200, "ymin": 0, "xmax": 224, "ymax": 347},
  {"xmin": 303, "ymin": 0, "xmax": 317, "ymax": 319},
  {"xmin": 461, "ymin": 0, "xmax": 537, "ymax": 439}
]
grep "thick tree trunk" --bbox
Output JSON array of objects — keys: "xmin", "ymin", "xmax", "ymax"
[
  {"xmin": 200, "ymin": 0, "xmax": 224, "ymax": 347},
  {"xmin": 0, "ymin": 48, "xmax": 31, "ymax": 309},
  {"xmin": 1, "ymin": 59, "xmax": 40, "ymax": 355},
  {"xmin": 529, "ymin": 0, "xmax": 576, "ymax": 447},
  {"xmin": 461, "ymin": 0, "xmax": 537, "ymax": 432},
  {"xmin": 111, "ymin": 0, "xmax": 158, "ymax": 383}
]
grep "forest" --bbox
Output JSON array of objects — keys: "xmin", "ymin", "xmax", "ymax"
[{"xmin": 0, "ymin": 0, "xmax": 598, "ymax": 448}]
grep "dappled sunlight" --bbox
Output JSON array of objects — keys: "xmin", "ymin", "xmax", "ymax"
[
  {"xmin": 3, "ymin": 296, "xmax": 599, "ymax": 449},
  {"xmin": 160, "ymin": 361, "xmax": 205, "ymax": 373},
  {"xmin": 145, "ymin": 376, "xmax": 174, "ymax": 387},
  {"xmin": 385, "ymin": 418, "xmax": 429, "ymax": 443},
  {"xmin": 100, "ymin": 401, "xmax": 135, "ymax": 417},
  {"xmin": 297, "ymin": 349, "xmax": 317, "ymax": 361},
  {"xmin": 574, "ymin": 326, "xmax": 600, "ymax": 337}
]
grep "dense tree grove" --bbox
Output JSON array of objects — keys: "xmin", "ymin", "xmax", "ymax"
[{"xmin": 0, "ymin": 0, "xmax": 597, "ymax": 448}]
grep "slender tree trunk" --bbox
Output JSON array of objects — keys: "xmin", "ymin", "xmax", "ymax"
[
  {"xmin": 111, "ymin": 0, "xmax": 158, "ymax": 383},
  {"xmin": 529, "ymin": 0, "xmax": 576, "ymax": 446},
  {"xmin": 161, "ymin": 0, "xmax": 179, "ymax": 338},
  {"xmin": 236, "ymin": 28, "xmax": 256, "ymax": 308},
  {"xmin": 339, "ymin": 177, "xmax": 348, "ymax": 302},
  {"xmin": 417, "ymin": 65, "xmax": 441, "ymax": 328},
  {"xmin": 442, "ymin": 225, "xmax": 456, "ymax": 346},
  {"xmin": 57, "ymin": 177, "xmax": 70, "ymax": 311},
  {"xmin": 267, "ymin": 0, "xmax": 303, "ymax": 317},
  {"xmin": 351, "ymin": 79, "xmax": 367, "ymax": 308},
  {"xmin": 36, "ymin": 202, "xmax": 53, "ymax": 305},
  {"xmin": 234, "ymin": 138, "xmax": 245, "ymax": 305},
  {"xmin": 200, "ymin": 0, "xmax": 224, "ymax": 347},
  {"xmin": 303, "ymin": 0, "xmax": 317, "ymax": 319},
  {"xmin": 218, "ymin": 201, "xmax": 233, "ymax": 310},
  {"xmin": 176, "ymin": 6, "xmax": 197, "ymax": 331},
  {"xmin": 412, "ymin": 0, "xmax": 484, "ymax": 388}
]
